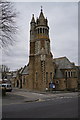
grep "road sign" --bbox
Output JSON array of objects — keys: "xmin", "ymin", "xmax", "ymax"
[{"xmin": 49, "ymin": 83, "xmax": 55, "ymax": 88}]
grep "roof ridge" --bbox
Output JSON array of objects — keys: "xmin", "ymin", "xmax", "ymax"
[{"xmin": 53, "ymin": 56, "xmax": 66, "ymax": 60}]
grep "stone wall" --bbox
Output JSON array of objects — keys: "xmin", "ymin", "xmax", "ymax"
[{"xmin": 54, "ymin": 78, "xmax": 78, "ymax": 91}]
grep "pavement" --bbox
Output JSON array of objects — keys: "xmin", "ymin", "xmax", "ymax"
[{"xmin": 11, "ymin": 88, "xmax": 79, "ymax": 102}]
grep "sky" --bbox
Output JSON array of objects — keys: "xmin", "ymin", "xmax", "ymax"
[{"xmin": 2, "ymin": 2, "xmax": 78, "ymax": 71}]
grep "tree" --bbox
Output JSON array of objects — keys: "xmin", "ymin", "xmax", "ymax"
[
  {"xmin": 0, "ymin": 0, "xmax": 18, "ymax": 49},
  {"xmin": 0, "ymin": 64, "xmax": 10, "ymax": 79}
]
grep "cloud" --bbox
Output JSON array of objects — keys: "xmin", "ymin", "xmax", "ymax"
[{"xmin": 2, "ymin": 2, "xmax": 78, "ymax": 70}]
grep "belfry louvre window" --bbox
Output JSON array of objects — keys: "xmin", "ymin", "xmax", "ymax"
[
  {"xmin": 40, "ymin": 28, "xmax": 42, "ymax": 33},
  {"xmin": 38, "ymin": 28, "xmax": 39, "ymax": 34},
  {"xmin": 46, "ymin": 29, "xmax": 48, "ymax": 35},
  {"xmin": 45, "ymin": 29, "xmax": 47, "ymax": 34},
  {"xmin": 43, "ymin": 28, "xmax": 44, "ymax": 33}
]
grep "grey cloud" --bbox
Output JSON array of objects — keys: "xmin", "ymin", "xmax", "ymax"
[{"xmin": 2, "ymin": 2, "xmax": 78, "ymax": 70}]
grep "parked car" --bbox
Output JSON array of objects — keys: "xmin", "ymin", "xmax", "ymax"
[{"xmin": 0, "ymin": 83, "xmax": 12, "ymax": 92}]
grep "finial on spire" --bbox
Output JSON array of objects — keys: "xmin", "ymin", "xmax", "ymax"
[
  {"xmin": 41, "ymin": 6, "xmax": 43, "ymax": 12},
  {"xmin": 32, "ymin": 14, "xmax": 34, "ymax": 17},
  {"xmin": 31, "ymin": 14, "xmax": 35, "ymax": 23}
]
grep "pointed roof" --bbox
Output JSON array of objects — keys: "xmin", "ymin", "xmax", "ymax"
[
  {"xmin": 36, "ymin": 7, "xmax": 48, "ymax": 26},
  {"xmin": 39, "ymin": 8, "xmax": 45, "ymax": 20},
  {"xmin": 21, "ymin": 65, "xmax": 29, "ymax": 75},
  {"xmin": 31, "ymin": 14, "xmax": 35, "ymax": 23}
]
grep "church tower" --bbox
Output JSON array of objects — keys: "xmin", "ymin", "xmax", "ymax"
[{"xmin": 28, "ymin": 7, "xmax": 55, "ymax": 91}]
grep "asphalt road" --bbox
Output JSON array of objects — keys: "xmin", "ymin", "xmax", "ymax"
[
  {"xmin": 2, "ymin": 93, "xmax": 26, "ymax": 105},
  {"xmin": 2, "ymin": 94, "xmax": 79, "ymax": 118}
]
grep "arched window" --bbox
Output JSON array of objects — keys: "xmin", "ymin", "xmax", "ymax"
[
  {"xmin": 65, "ymin": 71, "xmax": 67, "ymax": 78},
  {"xmin": 47, "ymin": 29, "xmax": 48, "ymax": 35},
  {"xmin": 68, "ymin": 71, "xmax": 70, "ymax": 78},
  {"xmin": 43, "ymin": 28, "xmax": 44, "ymax": 33},
  {"xmin": 45, "ymin": 29, "xmax": 47, "ymax": 34},
  {"xmin": 44, "ymin": 28, "xmax": 46, "ymax": 34},
  {"xmin": 38, "ymin": 28, "xmax": 39, "ymax": 34},
  {"xmin": 40, "ymin": 28, "xmax": 42, "ymax": 33}
]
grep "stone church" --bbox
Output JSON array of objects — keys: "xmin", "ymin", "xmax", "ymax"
[
  {"xmin": 28, "ymin": 8, "xmax": 56, "ymax": 91},
  {"xmin": 12, "ymin": 8, "xmax": 79, "ymax": 91}
]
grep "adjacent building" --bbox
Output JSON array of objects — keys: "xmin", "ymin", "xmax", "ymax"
[{"xmin": 53, "ymin": 57, "xmax": 78, "ymax": 91}]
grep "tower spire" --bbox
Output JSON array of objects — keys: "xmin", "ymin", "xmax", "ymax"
[
  {"xmin": 41, "ymin": 6, "xmax": 43, "ymax": 12},
  {"xmin": 31, "ymin": 14, "xmax": 35, "ymax": 23},
  {"xmin": 39, "ymin": 6, "xmax": 45, "ymax": 20}
]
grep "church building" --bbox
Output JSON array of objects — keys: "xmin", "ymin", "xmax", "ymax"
[
  {"xmin": 28, "ymin": 8, "xmax": 56, "ymax": 91},
  {"xmin": 12, "ymin": 8, "xmax": 79, "ymax": 92}
]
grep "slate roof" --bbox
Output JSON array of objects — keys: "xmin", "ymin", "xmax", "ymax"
[
  {"xmin": 21, "ymin": 65, "xmax": 29, "ymax": 75},
  {"xmin": 53, "ymin": 56, "xmax": 76, "ymax": 79},
  {"xmin": 53, "ymin": 56, "xmax": 75, "ymax": 69}
]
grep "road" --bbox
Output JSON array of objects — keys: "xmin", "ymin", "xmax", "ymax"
[{"xmin": 2, "ymin": 88, "xmax": 79, "ymax": 119}]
